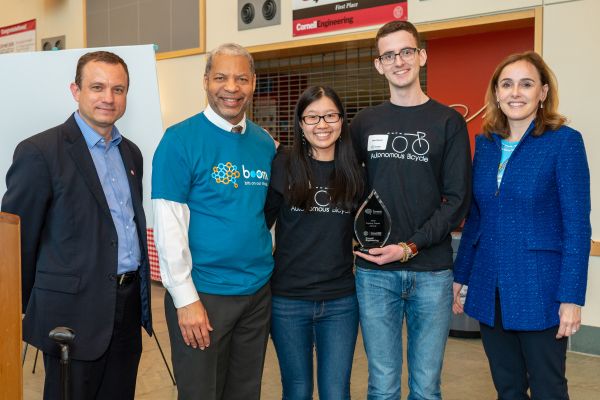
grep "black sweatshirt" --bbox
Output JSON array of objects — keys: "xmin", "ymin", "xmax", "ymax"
[
  {"xmin": 264, "ymin": 149, "xmax": 356, "ymax": 300},
  {"xmin": 350, "ymin": 99, "xmax": 472, "ymax": 271}
]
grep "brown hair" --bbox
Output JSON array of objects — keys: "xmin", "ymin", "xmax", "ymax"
[
  {"xmin": 375, "ymin": 20, "xmax": 421, "ymax": 52},
  {"xmin": 482, "ymin": 51, "xmax": 566, "ymax": 138},
  {"xmin": 75, "ymin": 51, "xmax": 129, "ymax": 89}
]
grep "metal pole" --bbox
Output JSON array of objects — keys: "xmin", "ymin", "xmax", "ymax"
[{"xmin": 49, "ymin": 327, "xmax": 75, "ymax": 400}]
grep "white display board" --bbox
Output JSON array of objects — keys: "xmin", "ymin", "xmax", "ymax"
[{"xmin": 0, "ymin": 45, "xmax": 164, "ymax": 225}]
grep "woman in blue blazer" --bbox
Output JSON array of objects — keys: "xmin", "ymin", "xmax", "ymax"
[{"xmin": 453, "ymin": 51, "xmax": 591, "ymax": 400}]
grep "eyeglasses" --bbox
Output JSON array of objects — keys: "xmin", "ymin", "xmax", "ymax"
[
  {"xmin": 377, "ymin": 48, "xmax": 421, "ymax": 65},
  {"xmin": 301, "ymin": 113, "xmax": 342, "ymax": 125}
]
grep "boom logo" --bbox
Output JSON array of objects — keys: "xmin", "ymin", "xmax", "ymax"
[
  {"xmin": 211, "ymin": 162, "xmax": 269, "ymax": 188},
  {"xmin": 242, "ymin": 165, "xmax": 269, "ymax": 180}
]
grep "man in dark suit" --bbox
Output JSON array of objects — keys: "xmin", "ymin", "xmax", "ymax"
[{"xmin": 1, "ymin": 51, "xmax": 152, "ymax": 399}]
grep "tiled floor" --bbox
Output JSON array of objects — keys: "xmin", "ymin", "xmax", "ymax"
[{"xmin": 23, "ymin": 283, "xmax": 600, "ymax": 399}]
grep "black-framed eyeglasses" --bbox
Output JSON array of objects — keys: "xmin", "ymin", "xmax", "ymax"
[
  {"xmin": 301, "ymin": 113, "xmax": 342, "ymax": 125},
  {"xmin": 377, "ymin": 48, "xmax": 421, "ymax": 65}
]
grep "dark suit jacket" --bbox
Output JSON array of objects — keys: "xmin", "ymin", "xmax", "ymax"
[{"xmin": 1, "ymin": 114, "xmax": 152, "ymax": 360}]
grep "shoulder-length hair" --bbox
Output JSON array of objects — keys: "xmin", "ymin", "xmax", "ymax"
[
  {"xmin": 286, "ymin": 86, "xmax": 364, "ymax": 210},
  {"xmin": 482, "ymin": 51, "xmax": 567, "ymax": 138}
]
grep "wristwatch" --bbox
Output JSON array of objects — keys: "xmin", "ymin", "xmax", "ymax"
[{"xmin": 406, "ymin": 242, "xmax": 418, "ymax": 257}]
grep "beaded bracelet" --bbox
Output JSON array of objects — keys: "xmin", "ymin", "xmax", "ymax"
[{"xmin": 398, "ymin": 242, "xmax": 411, "ymax": 263}]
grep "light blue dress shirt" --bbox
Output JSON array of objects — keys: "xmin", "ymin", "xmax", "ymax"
[{"xmin": 74, "ymin": 111, "xmax": 141, "ymax": 274}]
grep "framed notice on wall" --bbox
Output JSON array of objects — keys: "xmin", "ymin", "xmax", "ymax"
[
  {"xmin": 292, "ymin": 0, "xmax": 407, "ymax": 37},
  {"xmin": 0, "ymin": 19, "xmax": 36, "ymax": 54}
]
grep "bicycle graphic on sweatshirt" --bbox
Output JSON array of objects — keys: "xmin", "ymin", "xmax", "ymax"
[{"xmin": 391, "ymin": 131, "xmax": 430, "ymax": 155}]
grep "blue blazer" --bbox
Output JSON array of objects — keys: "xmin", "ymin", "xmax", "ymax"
[{"xmin": 454, "ymin": 123, "xmax": 590, "ymax": 330}]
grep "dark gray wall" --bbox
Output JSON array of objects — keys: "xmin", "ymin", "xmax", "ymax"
[{"xmin": 86, "ymin": 0, "xmax": 200, "ymax": 52}]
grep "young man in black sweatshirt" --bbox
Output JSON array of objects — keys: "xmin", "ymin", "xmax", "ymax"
[{"xmin": 350, "ymin": 20, "xmax": 472, "ymax": 399}]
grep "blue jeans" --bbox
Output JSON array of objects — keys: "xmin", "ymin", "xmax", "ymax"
[
  {"xmin": 356, "ymin": 268, "xmax": 453, "ymax": 400},
  {"xmin": 270, "ymin": 294, "xmax": 359, "ymax": 400}
]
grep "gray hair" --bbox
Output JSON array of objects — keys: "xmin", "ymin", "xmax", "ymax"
[{"xmin": 205, "ymin": 43, "xmax": 255, "ymax": 75}]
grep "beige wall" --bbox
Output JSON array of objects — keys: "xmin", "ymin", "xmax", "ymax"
[
  {"xmin": 155, "ymin": 54, "xmax": 206, "ymax": 129},
  {"xmin": 544, "ymin": 0, "xmax": 600, "ymax": 327},
  {"xmin": 0, "ymin": 0, "xmax": 84, "ymax": 49},
  {"xmin": 409, "ymin": 0, "xmax": 541, "ymax": 24}
]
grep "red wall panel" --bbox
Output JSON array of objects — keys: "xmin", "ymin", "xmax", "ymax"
[{"xmin": 427, "ymin": 28, "xmax": 534, "ymax": 155}]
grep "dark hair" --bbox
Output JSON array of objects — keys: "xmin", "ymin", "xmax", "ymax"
[
  {"xmin": 287, "ymin": 86, "xmax": 364, "ymax": 211},
  {"xmin": 482, "ymin": 51, "xmax": 566, "ymax": 138},
  {"xmin": 75, "ymin": 51, "xmax": 129, "ymax": 89},
  {"xmin": 205, "ymin": 43, "xmax": 255, "ymax": 75},
  {"xmin": 375, "ymin": 20, "xmax": 421, "ymax": 52}
]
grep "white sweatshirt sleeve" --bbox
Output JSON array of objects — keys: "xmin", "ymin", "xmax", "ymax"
[{"xmin": 152, "ymin": 198, "xmax": 199, "ymax": 308}]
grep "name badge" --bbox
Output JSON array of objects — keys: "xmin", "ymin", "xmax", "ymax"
[{"xmin": 367, "ymin": 135, "xmax": 388, "ymax": 151}]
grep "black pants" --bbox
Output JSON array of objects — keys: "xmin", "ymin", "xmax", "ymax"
[
  {"xmin": 480, "ymin": 294, "xmax": 569, "ymax": 400},
  {"xmin": 165, "ymin": 283, "xmax": 271, "ymax": 400},
  {"xmin": 43, "ymin": 276, "xmax": 142, "ymax": 400}
]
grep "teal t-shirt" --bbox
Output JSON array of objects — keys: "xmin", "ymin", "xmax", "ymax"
[
  {"xmin": 152, "ymin": 112, "xmax": 276, "ymax": 295},
  {"xmin": 497, "ymin": 139, "xmax": 519, "ymax": 187}
]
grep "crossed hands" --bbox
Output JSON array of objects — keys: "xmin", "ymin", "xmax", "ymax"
[{"xmin": 176, "ymin": 299, "xmax": 213, "ymax": 350}]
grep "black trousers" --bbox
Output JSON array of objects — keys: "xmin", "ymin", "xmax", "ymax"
[
  {"xmin": 165, "ymin": 283, "xmax": 271, "ymax": 400},
  {"xmin": 480, "ymin": 294, "xmax": 569, "ymax": 400},
  {"xmin": 43, "ymin": 276, "xmax": 142, "ymax": 400}
]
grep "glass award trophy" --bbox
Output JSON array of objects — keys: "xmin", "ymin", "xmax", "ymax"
[{"xmin": 353, "ymin": 190, "xmax": 392, "ymax": 253}]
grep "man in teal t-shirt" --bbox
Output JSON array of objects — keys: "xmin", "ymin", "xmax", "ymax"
[{"xmin": 152, "ymin": 43, "xmax": 277, "ymax": 399}]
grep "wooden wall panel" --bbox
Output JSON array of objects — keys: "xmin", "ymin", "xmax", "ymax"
[{"xmin": 0, "ymin": 212, "xmax": 22, "ymax": 400}]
